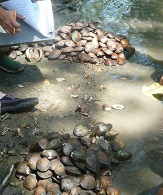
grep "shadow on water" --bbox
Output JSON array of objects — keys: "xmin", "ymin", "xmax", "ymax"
[{"xmin": 128, "ymin": 51, "xmax": 163, "ymax": 82}]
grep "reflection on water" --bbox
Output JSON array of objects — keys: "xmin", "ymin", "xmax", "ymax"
[{"xmin": 80, "ymin": 0, "xmax": 163, "ymax": 194}]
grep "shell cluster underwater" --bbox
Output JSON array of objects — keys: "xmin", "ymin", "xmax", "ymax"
[{"xmin": 14, "ymin": 122, "xmax": 132, "ymax": 194}]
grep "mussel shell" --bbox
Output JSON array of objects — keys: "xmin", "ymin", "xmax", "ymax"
[
  {"xmin": 46, "ymin": 183, "xmax": 62, "ymax": 194},
  {"xmin": 71, "ymin": 148, "xmax": 86, "ymax": 162},
  {"xmin": 62, "ymin": 142, "xmax": 74, "ymax": 156},
  {"xmin": 41, "ymin": 150, "xmax": 58, "ymax": 160},
  {"xmin": 94, "ymin": 122, "xmax": 113, "ymax": 137},
  {"xmin": 59, "ymin": 25, "xmax": 72, "ymax": 34},
  {"xmin": 61, "ymin": 176, "xmax": 79, "ymax": 192},
  {"xmin": 30, "ymin": 138, "xmax": 48, "ymax": 152},
  {"xmin": 71, "ymin": 186, "xmax": 82, "ymax": 195},
  {"xmin": 53, "ymin": 164, "xmax": 66, "ymax": 176},
  {"xmin": 73, "ymin": 125, "xmax": 89, "ymax": 137},
  {"xmin": 61, "ymin": 156, "xmax": 73, "ymax": 166},
  {"xmin": 113, "ymin": 150, "xmax": 132, "ymax": 161},
  {"xmin": 55, "ymin": 40, "xmax": 65, "ymax": 48},
  {"xmin": 33, "ymin": 185, "xmax": 46, "ymax": 195},
  {"xmin": 19, "ymin": 44, "xmax": 28, "ymax": 52},
  {"xmin": 60, "ymin": 33, "xmax": 70, "ymax": 40},
  {"xmin": 77, "ymin": 52, "xmax": 91, "ymax": 62},
  {"xmin": 87, "ymin": 143, "xmax": 101, "ymax": 151},
  {"xmin": 64, "ymin": 40, "xmax": 76, "ymax": 48},
  {"xmin": 37, "ymin": 178, "xmax": 52, "ymax": 188},
  {"xmin": 61, "ymin": 47, "xmax": 74, "ymax": 54},
  {"xmin": 27, "ymin": 153, "xmax": 41, "ymax": 170},
  {"xmin": 37, "ymin": 170, "xmax": 53, "ymax": 179},
  {"xmin": 77, "ymin": 137, "xmax": 90, "ymax": 147},
  {"xmin": 96, "ymin": 137, "xmax": 110, "ymax": 153},
  {"xmin": 68, "ymin": 137, "xmax": 82, "ymax": 150},
  {"xmin": 104, "ymin": 129, "xmax": 119, "ymax": 141},
  {"xmin": 97, "ymin": 150, "xmax": 111, "ymax": 167},
  {"xmin": 50, "ymin": 158, "xmax": 63, "ymax": 171},
  {"xmin": 6, "ymin": 50, "xmax": 17, "ymax": 60},
  {"xmin": 23, "ymin": 173, "xmax": 37, "ymax": 191},
  {"xmin": 73, "ymin": 161, "xmax": 86, "ymax": 172},
  {"xmin": 80, "ymin": 174, "xmax": 96, "ymax": 190},
  {"xmin": 16, "ymin": 161, "xmax": 31, "ymax": 175},
  {"xmin": 47, "ymin": 138, "xmax": 61, "ymax": 150},
  {"xmin": 36, "ymin": 157, "xmax": 51, "ymax": 172},
  {"xmin": 65, "ymin": 166, "xmax": 81, "ymax": 176},
  {"xmin": 71, "ymin": 31, "xmax": 82, "ymax": 43},
  {"xmin": 100, "ymin": 176, "xmax": 113, "ymax": 190},
  {"xmin": 48, "ymin": 50, "xmax": 62, "ymax": 60},
  {"xmin": 85, "ymin": 149, "xmax": 101, "ymax": 174},
  {"xmin": 110, "ymin": 137, "xmax": 126, "ymax": 152},
  {"xmin": 106, "ymin": 186, "xmax": 119, "ymax": 195}
]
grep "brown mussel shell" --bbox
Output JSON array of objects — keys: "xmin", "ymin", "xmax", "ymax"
[
  {"xmin": 36, "ymin": 157, "xmax": 51, "ymax": 172},
  {"xmin": 100, "ymin": 176, "xmax": 113, "ymax": 190},
  {"xmin": 80, "ymin": 174, "xmax": 96, "ymax": 190},
  {"xmin": 61, "ymin": 176, "xmax": 78, "ymax": 192},
  {"xmin": 37, "ymin": 170, "xmax": 53, "ymax": 179},
  {"xmin": 33, "ymin": 185, "xmax": 46, "ymax": 195},
  {"xmin": 16, "ymin": 161, "xmax": 31, "ymax": 175},
  {"xmin": 23, "ymin": 173, "xmax": 37, "ymax": 191},
  {"xmin": 30, "ymin": 138, "xmax": 48, "ymax": 152},
  {"xmin": 73, "ymin": 125, "xmax": 89, "ymax": 137},
  {"xmin": 106, "ymin": 186, "xmax": 119, "ymax": 195},
  {"xmin": 48, "ymin": 50, "xmax": 62, "ymax": 60},
  {"xmin": 41, "ymin": 150, "xmax": 58, "ymax": 160},
  {"xmin": 26, "ymin": 153, "xmax": 41, "ymax": 170},
  {"xmin": 46, "ymin": 183, "xmax": 62, "ymax": 194}
]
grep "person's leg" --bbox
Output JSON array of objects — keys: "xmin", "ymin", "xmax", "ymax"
[
  {"xmin": 0, "ymin": 92, "xmax": 39, "ymax": 114},
  {"xmin": 0, "ymin": 47, "xmax": 24, "ymax": 73}
]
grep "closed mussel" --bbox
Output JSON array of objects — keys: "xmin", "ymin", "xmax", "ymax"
[
  {"xmin": 80, "ymin": 174, "xmax": 96, "ymax": 190},
  {"xmin": 110, "ymin": 137, "xmax": 126, "ymax": 152}
]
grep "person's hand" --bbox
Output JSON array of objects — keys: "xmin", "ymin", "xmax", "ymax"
[{"xmin": 0, "ymin": 8, "xmax": 25, "ymax": 35}]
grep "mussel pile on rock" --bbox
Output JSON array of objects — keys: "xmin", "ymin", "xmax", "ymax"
[
  {"xmin": 8, "ymin": 21, "xmax": 135, "ymax": 66},
  {"xmin": 14, "ymin": 122, "xmax": 132, "ymax": 194}
]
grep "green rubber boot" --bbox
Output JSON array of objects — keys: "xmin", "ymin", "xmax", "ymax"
[{"xmin": 0, "ymin": 54, "xmax": 24, "ymax": 73}]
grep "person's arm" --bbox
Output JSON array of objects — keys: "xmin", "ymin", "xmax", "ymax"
[{"xmin": 0, "ymin": 7, "xmax": 24, "ymax": 35}]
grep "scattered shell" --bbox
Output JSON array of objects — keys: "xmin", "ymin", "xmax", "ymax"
[{"xmin": 111, "ymin": 104, "xmax": 125, "ymax": 110}]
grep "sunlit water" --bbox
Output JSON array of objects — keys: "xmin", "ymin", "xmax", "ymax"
[{"xmin": 80, "ymin": 0, "xmax": 163, "ymax": 194}]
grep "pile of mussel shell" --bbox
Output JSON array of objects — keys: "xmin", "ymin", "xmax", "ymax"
[
  {"xmin": 49, "ymin": 21, "xmax": 135, "ymax": 66},
  {"xmin": 14, "ymin": 122, "xmax": 132, "ymax": 194},
  {"xmin": 7, "ymin": 21, "xmax": 135, "ymax": 66}
]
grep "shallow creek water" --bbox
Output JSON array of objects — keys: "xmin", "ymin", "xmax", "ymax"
[{"xmin": 80, "ymin": 0, "xmax": 163, "ymax": 194}]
